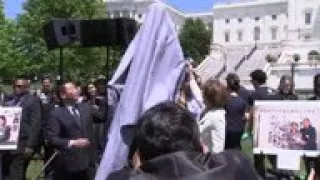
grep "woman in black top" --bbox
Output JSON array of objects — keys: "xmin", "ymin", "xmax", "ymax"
[
  {"xmin": 273, "ymin": 75, "xmax": 298, "ymax": 100},
  {"xmin": 225, "ymin": 73, "xmax": 247, "ymax": 150}
]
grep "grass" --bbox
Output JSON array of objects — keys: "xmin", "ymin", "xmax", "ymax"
[{"xmin": 27, "ymin": 160, "xmax": 43, "ymax": 180}]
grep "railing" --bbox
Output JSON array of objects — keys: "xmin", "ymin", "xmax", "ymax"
[
  {"xmin": 234, "ymin": 45, "xmax": 257, "ymax": 71},
  {"xmin": 215, "ymin": 65, "xmax": 226, "ymax": 79}
]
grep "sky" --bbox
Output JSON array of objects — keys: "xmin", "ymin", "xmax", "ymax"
[{"xmin": 4, "ymin": 0, "xmax": 246, "ymax": 19}]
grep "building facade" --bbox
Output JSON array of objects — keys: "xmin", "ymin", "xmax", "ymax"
[
  {"xmin": 213, "ymin": 0, "xmax": 320, "ymax": 47},
  {"xmin": 103, "ymin": 0, "xmax": 213, "ymax": 32}
]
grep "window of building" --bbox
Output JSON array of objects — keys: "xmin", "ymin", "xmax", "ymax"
[
  {"xmin": 255, "ymin": 17, "xmax": 260, "ymax": 22},
  {"xmin": 237, "ymin": 31, "xmax": 243, "ymax": 42},
  {"xmin": 238, "ymin": 18, "xmax": 242, "ymax": 23},
  {"xmin": 225, "ymin": 31, "xmax": 230, "ymax": 42},
  {"xmin": 254, "ymin": 26, "xmax": 260, "ymax": 41},
  {"xmin": 225, "ymin": 19, "xmax": 230, "ymax": 24},
  {"xmin": 271, "ymin": 27, "xmax": 278, "ymax": 40},
  {"xmin": 123, "ymin": 10, "xmax": 130, "ymax": 18},
  {"xmin": 305, "ymin": 35, "xmax": 311, "ymax": 40},
  {"xmin": 138, "ymin": 14, "xmax": 142, "ymax": 19},
  {"xmin": 114, "ymin": 10, "xmax": 120, "ymax": 18},
  {"xmin": 305, "ymin": 12, "xmax": 312, "ymax": 25},
  {"xmin": 272, "ymin": 15, "xmax": 277, "ymax": 20},
  {"xmin": 106, "ymin": 12, "xmax": 111, "ymax": 18}
]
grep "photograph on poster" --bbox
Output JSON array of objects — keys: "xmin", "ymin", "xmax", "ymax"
[
  {"xmin": 0, "ymin": 107, "xmax": 22, "ymax": 150},
  {"xmin": 253, "ymin": 101, "xmax": 320, "ymax": 157}
]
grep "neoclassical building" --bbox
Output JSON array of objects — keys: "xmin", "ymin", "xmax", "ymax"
[
  {"xmin": 206, "ymin": 0, "xmax": 320, "ymax": 97},
  {"xmin": 103, "ymin": 0, "xmax": 213, "ymax": 32}
]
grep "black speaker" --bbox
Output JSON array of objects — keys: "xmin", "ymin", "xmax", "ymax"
[
  {"xmin": 80, "ymin": 19, "xmax": 119, "ymax": 47},
  {"xmin": 43, "ymin": 19, "xmax": 81, "ymax": 50},
  {"xmin": 115, "ymin": 18, "xmax": 138, "ymax": 47},
  {"xmin": 80, "ymin": 18, "xmax": 137, "ymax": 47},
  {"xmin": 43, "ymin": 18, "xmax": 137, "ymax": 50}
]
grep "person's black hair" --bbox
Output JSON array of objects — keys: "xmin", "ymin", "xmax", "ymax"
[
  {"xmin": 132, "ymin": 102, "xmax": 202, "ymax": 161},
  {"xmin": 250, "ymin": 69, "xmax": 267, "ymax": 85},
  {"xmin": 58, "ymin": 81, "xmax": 75, "ymax": 95},
  {"xmin": 278, "ymin": 75, "xmax": 294, "ymax": 94},
  {"xmin": 94, "ymin": 78, "xmax": 107, "ymax": 87},
  {"xmin": 41, "ymin": 76, "xmax": 51, "ymax": 82},
  {"xmin": 14, "ymin": 75, "xmax": 29, "ymax": 82},
  {"xmin": 313, "ymin": 73, "xmax": 320, "ymax": 93},
  {"xmin": 226, "ymin": 73, "xmax": 240, "ymax": 92}
]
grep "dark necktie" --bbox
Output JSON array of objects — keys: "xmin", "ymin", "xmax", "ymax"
[
  {"xmin": 71, "ymin": 107, "xmax": 81, "ymax": 126},
  {"xmin": 13, "ymin": 97, "xmax": 21, "ymax": 106}
]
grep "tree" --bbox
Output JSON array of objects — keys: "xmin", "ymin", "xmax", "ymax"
[
  {"xmin": 179, "ymin": 18, "xmax": 212, "ymax": 63},
  {"xmin": 0, "ymin": 1, "xmax": 28, "ymax": 82},
  {"xmin": 293, "ymin": 54, "xmax": 300, "ymax": 63},
  {"xmin": 265, "ymin": 54, "xmax": 277, "ymax": 63},
  {"xmin": 308, "ymin": 50, "xmax": 320, "ymax": 61},
  {"xmin": 14, "ymin": 0, "xmax": 112, "ymax": 83}
]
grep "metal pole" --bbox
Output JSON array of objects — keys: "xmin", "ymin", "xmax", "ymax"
[
  {"xmin": 105, "ymin": 45, "xmax": 110, "ymax": 135},
  {"xmin": 223, "ymin": 50, "xmax": 227, "ymax": 74},
  {"xmin": 59, "ymin": 47, "xmax": 64, "ymax": 85},
  {"xmin": 34, "ymin": 150, "xmax": 59, "ymax": 180},
  {"xmin": 291, "ymin": 62, "xmax": 295, "ymax": 87}
]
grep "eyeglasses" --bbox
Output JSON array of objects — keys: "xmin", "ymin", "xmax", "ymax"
[{"xmin": 14, "ymin": 85, "xmax": 24, "ymax": 88}]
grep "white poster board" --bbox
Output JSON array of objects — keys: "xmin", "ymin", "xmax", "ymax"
[
  {"xmin": 253, "ymin": 101, "xmax": 320, "ymax": 157},
  {"xmin": 0, "ymin": 107, "xmax": 22, "ymax": 150}
]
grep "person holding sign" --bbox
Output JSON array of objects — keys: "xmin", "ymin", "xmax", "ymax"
[{"xmin": 2, "ymin": 76, "xmax": 42, "ymax": 180}]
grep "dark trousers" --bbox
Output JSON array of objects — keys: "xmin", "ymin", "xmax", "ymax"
[
  {"xmin": 225, "ymin": 132, "xmax": 243, "ymax": 150},
  {"xmin": 44, "ymin": 144, "xmax": 55, "ymax": 180},
  {"xmin": 94, "ymin": 123, "xmax": 105, "ymax": 164},
  {"xmin": 53, "ymin": 168, "xmax": 94, "ymax": 180},
  {"xmin": 254, "ymin": 154, "xmax": 277, "ymax": 178},
  {"xmin": 2, "ymin": 153, "xmax": 31, "ymax": 180},
  {"xmin": 0, "ymin": 153, "xmax": 3, "ymax": 180}
]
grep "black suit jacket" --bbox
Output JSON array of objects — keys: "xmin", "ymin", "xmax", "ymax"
[
  {"xmin": 108, "ymin": 151, "xmax": 259, "ymax": 180},
  {"xmin": 301, "ymin": 126, "xmax": 317, "ymax": 150},
  {"xmin": 46, "ymin": 103, "xmax": 104, "ymax": 172},
  {"xmin": 6, "ymin": 94, "xmax": 42, "ymax": 152},
  {"xmin": 249, "ymin": 86, "xmax": 275, "ymax": 106}
]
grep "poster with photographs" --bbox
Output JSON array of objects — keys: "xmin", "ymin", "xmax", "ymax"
[
  {"xmin": 0, "ymin": 107, "xmax": 22, "ymax": 150},
  {"xmin": 253, "ymin": 101, "xmax": 320, "ymax": 157}
]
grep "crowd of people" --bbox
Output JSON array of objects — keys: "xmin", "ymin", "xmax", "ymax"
[
  {"xmin": 176, "ymin": 63, "xmax": 320, "ymax": 179},
  {"xmin": 0, "ymin": 66, "xmax": 318, "ymax": 180},
  {"xmin": 0, "ymin": 76, "xmax": 109, "ymax": 180}
]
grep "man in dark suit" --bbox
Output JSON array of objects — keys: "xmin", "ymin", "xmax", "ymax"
[
  {"xmin": 301, "ymin": 118, "xmax": 317, "ymax": 150},
  {"xmin": 249, "ymin": 69, "xmax": 276, "ymax": 178},
  {"xmin": 46, "ymin": 82, "xmax": 104, "ymax": 180},
  {"xmin": 35, "ymin": 76, "xmax": 56, "ymax": 180},
  {"xmin": 2, "ymin": 76, "xmax": 42, "ymax": 180}
]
